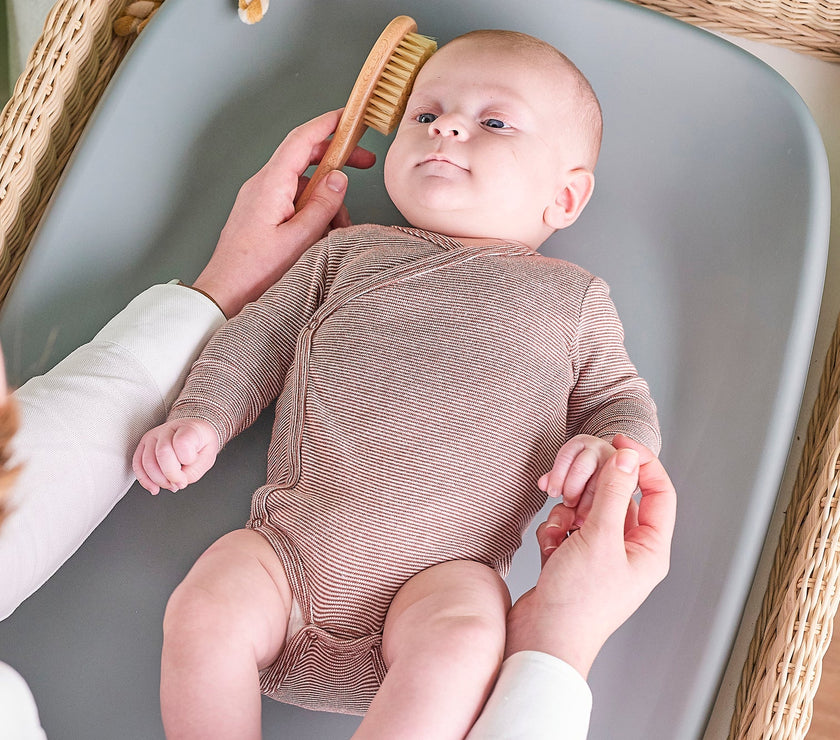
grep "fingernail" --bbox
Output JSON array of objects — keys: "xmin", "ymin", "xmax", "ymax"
[
  {"xmin": 548, "ymin": 489, "xmax": 563, "ymax": 503},
  {"xmin": 326, "ymin": 170, "xmax": 347, "ymax": 193},
  {"xmin": 616, "ymin": 448, "xmax": 639, "ymax": 473}
]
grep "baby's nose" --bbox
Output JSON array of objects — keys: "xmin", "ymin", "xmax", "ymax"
[{"xmin": 428, "ymin": 114, "xmax": 468, "ymax": 139}]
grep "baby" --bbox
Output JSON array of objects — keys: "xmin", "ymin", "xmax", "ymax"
[{"xmin": 134, "ymin": 30, "xmax": 660, "ymax": 739}]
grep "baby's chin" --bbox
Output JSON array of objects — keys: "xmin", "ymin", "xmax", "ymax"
[
  {"xmin": 397, "ymin": 208, "xmax": 543, "ymax": 248},
  {"xmin": 388, "ymin": 191, "xmax": 548, "ymax": 247},
  {"xmin": 393, "ymin": 203, "xmax": 489, "ymax": 241}
]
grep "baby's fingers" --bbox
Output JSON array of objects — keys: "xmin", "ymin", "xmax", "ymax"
[
  {"xmin": 179, "ymin": 455, "xmax": 216, "ymax": 488},
  {"xmin": 561, "ymin": 448, "xmax": 602, "ymax": 506},
  {"xmin": 155, "ymin": 439, "xmax": 189, "ymax": 493},
  {"xmin": 133, "ymin": 440, "xmax": 161, "ymax": 495},
  {"xmin": 137, "ymin": 437, "xmax": 176, "ymax": 493},
  {"xmin": 172, "ymin": 426, "xmax": 214, "ymax": 485},
  {"xmin": 540, "ymin": 437, "xmax": 595, "ymax": 503}
]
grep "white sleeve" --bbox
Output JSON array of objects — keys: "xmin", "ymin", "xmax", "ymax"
[
  {"xmin": 466, "ymin": 651, "xmax": 593, "ymax": 740},
  {"xmin": 0, "ymin": 284, "xmax": 225, "ymax": 620},
  {"xmin": 0, "ymin": 662, "xmax": 47, "ymax": 739}
]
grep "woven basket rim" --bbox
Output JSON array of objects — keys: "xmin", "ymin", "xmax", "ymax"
[{"xmin": 629, "ymin": 0, "xmax": 840, "ymax": 62}]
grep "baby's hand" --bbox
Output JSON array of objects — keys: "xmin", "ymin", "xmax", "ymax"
[
  {"xmin": 538, "ymin": 435, "xmax": 615, "ymax": 523},
  {"xmin": 132, "ymin": 418, "xmax": 219, "ymax": 495}
]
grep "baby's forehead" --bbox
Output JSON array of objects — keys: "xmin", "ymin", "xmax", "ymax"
[{"xmin": 429, "ymin": 37, "xmax": 578, "ymax": 96}]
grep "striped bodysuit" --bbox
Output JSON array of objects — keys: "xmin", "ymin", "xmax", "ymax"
[{"xmin": 169, "ymin": 224, "xmax": 660, "ymax": 714}]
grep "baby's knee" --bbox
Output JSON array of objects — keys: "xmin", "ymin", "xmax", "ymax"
[
  {"xmin": 433, "ymin": 605, "xmax": 508, "ymax": 662},
  {"xmin": 385, "ymin": 561, "xmax": 510, "ymax": 669},
  {"xmin": 162, "ymin": 579, "xmax": 231, "ymax": 643}
]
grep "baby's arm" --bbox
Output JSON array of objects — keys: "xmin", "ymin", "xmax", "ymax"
[
  {"xmin": 133, "ymin": 418, "xmax": 219, "ymax": 495},
  {"xmin": 132, "ymin": 230, "xmax": 347, "ymax": 494},
  {"xmin": 165, "ymin": 234, "xmax": 338, "ymax": 445},
  {"xmin": 546, "ymin": 277, "xmax": 661, "ymax": 522},
  {"xmin": 565, "ymin": 277, "xmax": 660, "ymax": 452}
]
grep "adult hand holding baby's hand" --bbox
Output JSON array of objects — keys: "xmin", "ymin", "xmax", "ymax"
[
  {"xmin": 191, "ymin": 109, "xmax": 376, "ymax": 318},
  {"xmin": 508, "ymin": 435, "xmax": 675, "ymax": 679},
  {"xmin": 133, "ymin": 419, "xmax": 219, "ymax": 495}
]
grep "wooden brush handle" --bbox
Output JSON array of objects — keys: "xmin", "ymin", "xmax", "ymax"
[{"xmin": 295, "ymin": 15, "xmax": 418, "ymax": 211}]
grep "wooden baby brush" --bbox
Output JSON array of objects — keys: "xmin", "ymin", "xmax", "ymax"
[{"xmin": 295, "ymin": 15, "xmax": 436, "ymax": 210}]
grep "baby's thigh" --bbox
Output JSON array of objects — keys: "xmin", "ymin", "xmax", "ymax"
[
  {"xmin": 164, "ymin": 528, "xmax": 293, "ymax": 669},
  {"xmin": 381, "ymin": 560, "xmax": 511, "ymax": 667}
]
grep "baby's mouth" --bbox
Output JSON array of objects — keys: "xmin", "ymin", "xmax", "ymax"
[{"xmin": 419, "ymin": 153, "xmax": 468, "ymax": 171}]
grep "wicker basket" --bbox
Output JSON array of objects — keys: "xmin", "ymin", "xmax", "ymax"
[
  {"xmin": 0, "ymin": 0, "xmax": 157, "ymax": 305},
  {"xmin": 0, "ymin": 1, "xmax": 836, "ymax": 739},
  {"xmin": 628, "ymin": 0, "xmax": 840, "ymax": 61},
  {"xmin": 729, "ymin": 314, "xmax": 840, "ymax": 739}
]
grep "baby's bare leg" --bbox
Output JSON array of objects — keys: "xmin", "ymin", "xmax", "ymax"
[
  {"xmin": 355, "ymin": 560, "xmax": 510, "ymax": 740},
  {"xmin": 160, "ymin": 529, "xmax": 293, "ymax": 740}
]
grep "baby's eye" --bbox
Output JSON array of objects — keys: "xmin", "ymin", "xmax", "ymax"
[
  {"xmin": 416, "ymin": 112, "xmax": 438, "ymax": 124},
  {"xmin": 482, "ymin": 118, "xmax": 509, "ymax": 130}
]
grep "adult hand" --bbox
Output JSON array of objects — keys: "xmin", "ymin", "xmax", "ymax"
[
  {"xmin": 505, "ymin": 434, "xmax": 676, "ymax": 678},
  {"xmin": 192, "ymin": 109, "xmax": 376, "ymax": 317}
]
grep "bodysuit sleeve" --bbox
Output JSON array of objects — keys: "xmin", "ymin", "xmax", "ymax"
[
  {"xmin": 169, "ymin": 236, "xmax": 336, "ymax": 448},
  {"xmin": 565, "ymin": 276, "xmax": 661, "ymax": 454}
]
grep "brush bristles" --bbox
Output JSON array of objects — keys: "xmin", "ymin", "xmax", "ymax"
[{"xmin": 365, "ymin": 31, "xmax": 437, "ymax": 135}]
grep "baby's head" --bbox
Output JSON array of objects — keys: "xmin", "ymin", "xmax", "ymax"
[{"xmin": 384, "ymin": 30, "xmax": 602, "ymax": 249}]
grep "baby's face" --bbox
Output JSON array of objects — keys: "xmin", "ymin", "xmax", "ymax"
[{"xmin": 384, "ymin": 38, "xmax": 591, "ymax": 248}]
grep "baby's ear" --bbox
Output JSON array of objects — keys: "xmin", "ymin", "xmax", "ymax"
[{"xmin": 544, "ymin": 169, "xmax": 595, "ymax": 230}]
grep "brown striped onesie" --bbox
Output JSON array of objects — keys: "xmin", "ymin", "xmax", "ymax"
[{"xmin": 169, "ymin": 224, "xmax": 661, "ymax": 715}]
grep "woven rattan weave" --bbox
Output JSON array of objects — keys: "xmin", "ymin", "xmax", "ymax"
[
  {"xmin": 628, "ymin": 0, "xmax": 840, "ymax": 61},
  {"xmin": 730, "ymin": 314, "xmax": 840, "ymax": 739},
  {"xmin": 0, "ymin": 0, "xmax": 158, "ymax": 306}
]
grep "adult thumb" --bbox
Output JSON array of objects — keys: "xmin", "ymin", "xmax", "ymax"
[
  {"xmin": 585, "ymin": 448, "xmax": 640, "ymax": 537},
  {"xmin": 293, "ymin": 170, "xmax": 348, "ymax": 238}
]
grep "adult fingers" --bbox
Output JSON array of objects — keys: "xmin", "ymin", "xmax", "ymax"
[
  {"xmin": 344, "ymin": 146, "xmax": 377, "ymax": 170},
  {"xmin": 536, "ymin": 503, "xmax": 577, "ymax": 566},
  {"xmin": 581, "ymin": 448, "xmax": 640, "ymax": 542},
  {"xmin": 264, "ymin": 109, "xmax": 346, "ymax": 180},
  {"xmin": 612, "ymin": 435, "xmax": 676, "ymax": 570},
  {"xmin": 258, "ymin": 110, "xmax": 371, "ymax": 194},
  {"xmin": 242, "ymin": 111, "xmax": 375, "ymax": 225},
  {"xmin": 612, "ymin": 435, "xmax": 676, "ymax": 542},
  {"xmin": 237, "ymin": 111, "xmax": 347, "ymax": 219},
  {"xmin": 611, "ymin": 433, "xmax": 656, "ymax": 464},
  {"xmin": 308, "ymin": 138, "xmax": 376, "ymax": 171},
  {"xmin": 624, "ymin": 496, "xmax": 640, "ymax": 534},
  {"xmin": 331, "ymin": 202, "xmax": 353, "ymax": 230},
  {"xmin": 631, "ymin": 455, "xmax": 677, "ymax": 558},
  {"xmin": 284, "ymin": 170, "xmax": 349, "ymax": 247}
]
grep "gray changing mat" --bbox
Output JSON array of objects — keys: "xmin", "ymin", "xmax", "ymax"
[{"xmin": 0, "ymin": 0, "xmax": 830, "ymax": 738}]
